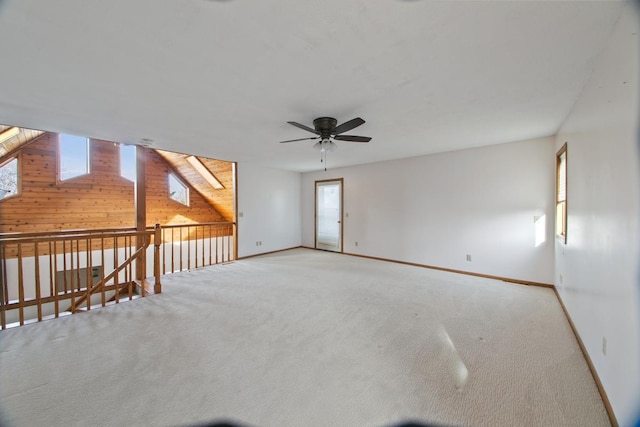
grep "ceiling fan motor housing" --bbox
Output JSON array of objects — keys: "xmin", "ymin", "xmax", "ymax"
[
  {"xmin": 313, "ymin": 117, "xmax": 338, "ymax": 138},
  {"xmin": 280, "ymin": 116, "xmax": 370, "ymax": 145}
]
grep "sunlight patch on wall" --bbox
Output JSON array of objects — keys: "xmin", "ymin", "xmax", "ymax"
[{"xmin": 534, "ymin": 215, "xmax": 546, "ymax": 247}]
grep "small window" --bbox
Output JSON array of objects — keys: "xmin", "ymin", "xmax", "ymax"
[
  {"xmin": 0, "ymin": 157, "xmax": 18, "ymax": 200},
  {"xmin": 169, "ymin": 173, "xmax": 189, "ymax": 206},
  {"xmin": 556, "ymin": 144, "xmax": 567, "ymax": 242},
  {"xmin": 120, "ymin": 144, "xmax": 136, "ymax": 182},
  {"xmin": 59, "ymin": 134, "xmax": 90, "ymax": 181}
]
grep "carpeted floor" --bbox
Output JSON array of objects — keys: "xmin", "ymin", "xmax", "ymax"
[{"xmin": 0, "ymin": 248, "xmax": 609, "ymax": 426}]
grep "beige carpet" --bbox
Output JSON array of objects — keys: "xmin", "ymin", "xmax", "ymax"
[{"xmin": 0, "ymin": 248, "xmax": 609, "ymax": 426}]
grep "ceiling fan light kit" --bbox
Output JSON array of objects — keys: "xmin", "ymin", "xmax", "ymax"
[
  {"xmin": 313, "ymin": 139, "xmax": 337, "ymax": 153},
  {"xmin": 280, "ymin": 116, "xmax": 371, "ymax": 171}
]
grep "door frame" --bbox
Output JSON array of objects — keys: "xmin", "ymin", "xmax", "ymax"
[{"xmin": 314, "ymin": 178, "xmax": 344, "ymax": 253}]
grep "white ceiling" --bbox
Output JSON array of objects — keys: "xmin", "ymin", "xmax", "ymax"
[{"xmin": 0, "ymin": 1, "xmax": 625, "ymax": 172}]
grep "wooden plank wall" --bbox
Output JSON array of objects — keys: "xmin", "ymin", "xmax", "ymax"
[
  {"xmin": 0, "ymin": 133, "xmax": 227, "ymax": 234},
  {"xmin": 146, "ymin": 149, "xmax": 225, "ymax": 225},
  {"xmin": 196, "ymin": 158, "xmax": 234, "ymax": 221},
  {"xmin": 155, "ymin": 150, "xmax": 234, "ymax": 221}
]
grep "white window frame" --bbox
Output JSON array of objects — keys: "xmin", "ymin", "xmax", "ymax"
[
  {"xmin": 556, "ymin": 143, "xmax": 567, "ymax": 243},
  {"xmin": 119, "ymin": 144, "xmax": 137, "ymax": 182},
  {"xmin": 0, "ymin": 156, "xmax": 19, "ymax": 201},
  {"xmin": 169, "ymin": 173, "xmax": 189, "ymax": 206},
  {"xmin": 58, "ymin": 134, "xmax": 90, "ymax": 182}
]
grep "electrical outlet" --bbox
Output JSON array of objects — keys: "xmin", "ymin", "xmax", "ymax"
[
  {"xmin": 238, "ymin": 212, "xmax": 244, "ymax": 218},
  {"xmin": 346, "ymin": 212, "xmax": 349, "ymax": 218},
  {"xmin": 355, "ymin": 241, "xmax": 358, "ymax": 247},
  {"xmin": 602, "ymin": 337, "xmax": 607, "ymax": 355},
  {"xmin": 466, "ymin": 254, "xmax": 472, "ymax": 261},
  {"xmin": 559, "ymin": 274, "xmax": 563, "ymax": 284},
  {"xmin": 256, "ymin": 241, "xmax": 259, "ymax": 246}
]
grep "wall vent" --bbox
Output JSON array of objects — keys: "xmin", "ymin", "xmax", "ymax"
[{"xmin": 55, "ymin": 266, "xmax": 103, "ymax": 293}]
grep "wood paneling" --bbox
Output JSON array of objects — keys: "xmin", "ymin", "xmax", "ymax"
[
  {"xmin": 0, "ymin": 133, "xmax": 227, "ymax": 233},
  {"xmin": 155, "ymin": 150, "xmax": 234, "ymax": 221},
  {"xmin": 145, "ymin": 149, "xmax": 225, "ymax": 225}
]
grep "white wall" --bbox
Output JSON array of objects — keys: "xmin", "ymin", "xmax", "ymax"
[
  {"xmin": 237, "ymin": 163, "xmax": 302, "ymax": 257},
  {"xmin": 554, "ymin": 5, "xmax": 640, "ymax": 425},
  {"xmin": 302, "ymin": 136, "xmax": 556, "ymax": 284}
]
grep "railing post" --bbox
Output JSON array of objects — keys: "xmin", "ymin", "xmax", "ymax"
[{"xmin": 154, "ymin": 224, "xmax": 162, "ymax": 294}]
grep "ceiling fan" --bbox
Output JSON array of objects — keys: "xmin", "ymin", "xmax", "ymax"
[{"xmin": 280, "ymin": 117, "xmax": 371, "ymax": 170}]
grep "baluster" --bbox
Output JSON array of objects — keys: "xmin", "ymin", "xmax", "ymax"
[
  {"xmin": 123, "ymin": 235, "xmax": 128, "ymax": 298},
  {"xmin": 208, "ymin": 224, "xmax": 212, "ymax": 267},
  {"xmin": 127, "ymin": 235, "xmax": 130, "ymax": 294},
  {"xmin": 161, "ymin": 227, "xmax": 166, "ymax": 275},
  {"xmin": 227, "ymin": 224, "xmax": 231, "ymax": 262},
  {"xmin": 128, "ymin": 235, "xmax": 133, "ymax": 300},
  {"xmin": 194, "ymin": 225, "xmax": 198, "ymax": 269},
  {"xmin": 70, "ymin": 240, "xmax": 75, "ymax": 312},
  {"xmin": 17, "ymin": 243, "xmax": 24, "ymax": 326},
  {"xmin": 154, "ymin": 224, "xmax": 162, "ymax": 294},
  {"xmin": 179, "ymin": 228, "xmax": 183, "ymax": 272},
  {"xmin": 114, "ymin": 235, "xmax": 120, "ymax": 304},
  {"xmin": 141, "ymin": 233, "xmax": 147, "ymax": 286},
  {"xmin": 86, "ymin": 238, "xmax": 92, "ymax": 311},
  {"xmin": 34, "ymin": 242, "xmax": 42, "ymax": 321},
  {"xmin": 48, "ymin": 241, "xmax": 54, "ymax": 300},
  {"xmin": 52, "ymin": 240, "xmax": 59, "ymax": 318},
  {"xmin": 171, "ymin": 227, "xmax": 175, "ymax": 273},
  {"xmin": 62, "ymin": 240, "xmax": 68, "ymax": 294},
  {"xmin": 126, "ymin": 235, "xmax": 131, "ymax": 300},
  {"xmin": 215, "ymin": 224, "xmax": 219, "ymax": 264},
  {"xmin": 75, "ymin": 239, "xmax": 81, "ymax": 294},
  {"xmin": 187, "ymin": 226, "xmax": 191, "ymax": 270},
  {"xmin": 101, "ymin": 237, "xmax": 106, "ymax": 307}
]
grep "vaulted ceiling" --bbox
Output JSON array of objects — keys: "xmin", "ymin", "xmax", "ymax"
[
  {"xmin": 0, "ymin": 126, "xmax": 44, "ymax": 158},
  {"xmin": 0, "ymin": 1, "xmax": 627, "ymax": 172},
  {"xmin": 156, "ymin": 149, "xmax": 234, "ymax": 221}
]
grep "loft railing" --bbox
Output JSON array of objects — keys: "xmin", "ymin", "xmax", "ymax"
[
  {"xmin": 157, "ymin": 222, "xmax": 235, "ymax": 274},
  {"xmin": 0, "ymin": 226, "xmax": 162, "ymax": 329},
  {"xmin": 0, "ymin": 222, "xmax": 235, "ymax": 329}
]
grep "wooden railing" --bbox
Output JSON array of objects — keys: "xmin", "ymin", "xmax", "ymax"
[
  {"xmin": 158, "ymin": 222, "xmax": 235, "ymax": 274},
  {"xmin": 0, "ymin": 226, "xmax": 162, "ymax": 329},
  {"xmin": 0, "ymin": 222, "xmax": 235, "ymax": 329}
]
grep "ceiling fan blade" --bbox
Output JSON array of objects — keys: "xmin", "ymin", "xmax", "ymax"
[
  {"xmin": 334, "ymin": 135, "xmax": 371, "ymax": 142},
  {"xmin": 287, "ymin": 121, "xmax": 320, "ymax": 135},
  {"xmin": 279, "ymin": 137, "xmax": 320, "ymax": 143},
  {"xmin": 333, "ymin": 117, "xmax": 365, "ymax": 135}
]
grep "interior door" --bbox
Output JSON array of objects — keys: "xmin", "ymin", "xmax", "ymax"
[{"xmin": 315, "ymin": 179, "xmax": 343, "ymax": 252}]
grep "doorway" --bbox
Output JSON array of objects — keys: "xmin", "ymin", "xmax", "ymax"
[{"xmin": 315, "ymin": 179, "xmax": 343, "ymax": 252}]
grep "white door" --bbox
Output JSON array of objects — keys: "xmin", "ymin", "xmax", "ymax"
[{"xmin": 315, "ymin": 179, "xmax": 343, "ymax": 252}]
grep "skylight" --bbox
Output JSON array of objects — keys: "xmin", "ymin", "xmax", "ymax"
[{"xmin": 186, "ymin": 155, "xmax": 224, "ymax": 189}]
